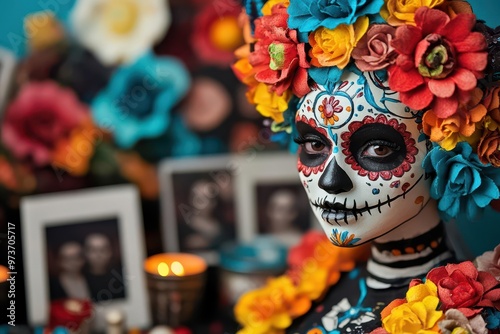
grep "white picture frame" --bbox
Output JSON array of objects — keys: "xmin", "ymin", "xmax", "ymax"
[
  {"xmin": 234, "ymin": 151, "xmax": 318, "ymax": 247},
  {"xmin": 0, "ymin": 47, "xmax": 16, "ymax": 114},
  {"xmin": 159, "ymin": 154, "xmax": 237, "ymax": 265},
  {"xmin": 20, "ymin": 185, "xmax": 151, "ymax": 330}
]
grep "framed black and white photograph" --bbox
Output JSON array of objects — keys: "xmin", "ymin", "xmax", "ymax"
[
  {"xmin": 235, "ymin": 152, "xmax": 317, "ymax": 248},
  {"xmin": 159, "ymin": 155, "xmax": 236, "ymax": 264},
  {"xmin": 21, "ymin": 185, "xmax": 150, "ymax": 330}
]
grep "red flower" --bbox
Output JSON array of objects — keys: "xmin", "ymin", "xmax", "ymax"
[
  {"xmin": 426, "ymin": 261, "xmax": 500, "ymax": 317},
  {"xmin": 1, "ymin": 81, "xmax": 88, "ymax": 166},
  {"xmin": 191, "ymin": 0, "xmax": 244, "ymax": 66},
  {"xmin": 287, "ymin": 230, "xmax": 326, "ymax": 268},
  {"xmin": 249, "ymin": 4, "xmax": 310, "ymax": 97},
  {"xmin": 388, "ymin": 7, "xmax": 487, "ymax": 118}
]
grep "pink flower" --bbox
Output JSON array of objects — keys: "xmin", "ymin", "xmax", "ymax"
[
  {"xmin": 249, "ymin": 4, "xmax": 310, "ymax": 97},
  {"xmin": 475, "ymin": 244, "xmax": 500, "ymax": 281},
  {"xmin": 438, "ymin": 309, "xmax": 488, "ymax": 334},
  {"xmin": 426, "ymin": 261, "xmax": 500, "ymax": 317},
  {"xmin": 388, "ymin": 7, "xmax": 488, "ymax": 118},
  {"xmin": 2, "ymin": 81, "xmax": 88, "ymax": 166},
  {"xmin": 352, "ymin": 24, "xmax": 397, "ymax": 71}
]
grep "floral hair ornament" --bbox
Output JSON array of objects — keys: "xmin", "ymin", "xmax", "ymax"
[{"xmin": 232, "ymin": 0, "xmax": 500, "ymax": 222}]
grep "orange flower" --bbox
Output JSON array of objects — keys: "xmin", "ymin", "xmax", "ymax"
[
  {"xmin": 115, "ymin": 152, "xmax": 159, "ymax": 199},
  {"xmin": 235, "ymin": 276, "xmax": 310, "ymax": 334},
  {"xmin": 437, "ymin": 0, "xmax": 473, "ymax": 18},
  {"xmin": 483, "ymin": 86, "xmax": 500, "ymax": 131},
  {"xmin": 52, "ymin": 117, "xmax": 99, "ymax": 176},
  {"xmin": 380, "ymin": 0, "xmax": 446, "ymax": 26},
  {"xmin": 477, "ymin": 129, "xmax": 500, "ymax": 167},
  {"xmin": 309, "ymin": 16, "xmax": 369, "ymax": 68},
  {"xmin": 422, "ymin": 88, "xmax": 487, "ymax": 150}
]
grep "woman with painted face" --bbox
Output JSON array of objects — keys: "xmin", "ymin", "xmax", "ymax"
[{"xmin": 232, "ymin": 0, "xmax": 500, "ymax": 333}]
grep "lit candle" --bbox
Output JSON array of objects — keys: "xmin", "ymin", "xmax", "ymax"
[
  {"xmin": 0, "ymin": 265, "xmax": 8, "ymax": 282},
  {"xmin": 144, "ymin": 253, "xmax": 207, "ymax": 326},
  {"xmin": 144, "ymin": 253, "xmax": 206, "ymax": 277},
  {"xmin": 1, "ymin": 265, "xmax": 10, "ymax": 307}
]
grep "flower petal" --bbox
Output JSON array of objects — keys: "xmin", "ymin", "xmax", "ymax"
[
  {"xmin": 388, "ymin": 66, "xmax": 425, "ymax": 92},
  {"xmin": 392, "ymin": 25, "xmax": 422, "ymax": 55},
  {"xmin": 458, "ymin": 52, "xmax": 488, "ymax": 72},
  {"xmin": 454, "ymin": 32, "xmax": 488, "ymax": 53},
  {"xmin": 450, "ymin": 68, "xmax": 478, "ymax": 91},
  {"xmin": 415, "ymin": 7, "xmax": 449, "ymax": 37},
  {"xmin": 438, "ymin": 13, "xmax": 476, "ymax": 43},
  {"xmin": 428, "ymin": 78, "xmax": 456, "ymax": 98},
  {"xmin": 431, "ymin": 96, "xmax": 459, "ymax": 118},
  {"xmin": 399, "ymin": 84, "xmax": 434, "ymax": 110}
]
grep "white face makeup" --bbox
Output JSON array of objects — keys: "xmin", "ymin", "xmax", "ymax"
[{"xmin": 295, "ymin": 69, "xmax": 432, "ymax": 246}]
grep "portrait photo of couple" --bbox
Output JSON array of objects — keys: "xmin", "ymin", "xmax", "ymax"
[{"xmin": 45, "ymin": 217, "xmax": 126, "ymax": 303}]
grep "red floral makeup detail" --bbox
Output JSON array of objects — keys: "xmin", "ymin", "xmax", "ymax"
[
  {"xmin": 296, "ymin": 114, "xmax": 330, "ymax": 177},
  {"xmin": 341, "ymin": 114, "xmax": 418, "ymax": 181}
]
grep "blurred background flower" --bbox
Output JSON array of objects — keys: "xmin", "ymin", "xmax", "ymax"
[
  {"xmin": 70, "ymin": 0, "xmax": 171, "ymax": 65},
  {"xmin": 91, "ymin": 53, "xmax": 190, "ymax": 148}
]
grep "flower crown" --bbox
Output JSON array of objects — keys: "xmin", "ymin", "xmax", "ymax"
[{"xmin": 232, "ymin": 0, "xmax": 500, "ymax": 221}]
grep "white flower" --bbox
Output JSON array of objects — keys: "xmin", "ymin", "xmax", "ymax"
[{"xmin": 70, "ymin": 0, "xmax": 170, "ymax": 65}]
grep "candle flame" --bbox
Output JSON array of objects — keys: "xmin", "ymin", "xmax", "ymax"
[
  {"xmin": 158, "ymin": 262, "xmax": 169, "ymax": 277},
  {"xmin": 171, "ymin": 261, "xmax": 185, "ymax": 276}
]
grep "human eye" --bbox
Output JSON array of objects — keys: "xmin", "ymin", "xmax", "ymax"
[
  {"xmin": 294, "ymin": 135, "xmax": 330, "ymax": 155},
  {"xmin": 361, "ymin": 140, "xmax": 399, "ymax": 158}
]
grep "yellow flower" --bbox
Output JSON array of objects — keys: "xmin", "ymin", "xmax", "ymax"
[
  {"xmin": 250, "ymin": 83, "xmax": 292, "ymax": 123},
  {"xmin": 261, "ymin": 0, "xmax": 290, "ymax": 15},
  {"xmin": 309, "ymin": 16, "xmax": 369, "ymax": 68},
  {"xmin": 380, "ymin": 0, "xmax": 446, "ymax": 26},
  {"xmin": 24, "ymin": 11, "xmax": 65, "ymax": 51},
  {"xmin": 297, "ymin": 265, "xmax": 330, "ymax": 300},
  {"xmin": 406, "ymin": 280, "xmax": 438, "ymax": 303},
  {"xmin": 382, "ymin": 296, "xmax": 443, "ymax": 334},
  {"xmin": 234, "ymin": 276, "xmax": 309, "ymax": 334}
]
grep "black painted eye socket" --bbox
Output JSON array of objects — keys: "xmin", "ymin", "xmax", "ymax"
[
  {"xmin": 349, "ymin": 123, "xmax": 406, "ymax": 172},
  {"xmin": 295, "ymin": 122, "xmax": 331, "ymax": 167}
]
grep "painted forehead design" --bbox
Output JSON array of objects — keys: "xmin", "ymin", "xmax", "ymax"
[{"xmin": 297, "ymin": 71, "xmax": 419, "ymax": 129}]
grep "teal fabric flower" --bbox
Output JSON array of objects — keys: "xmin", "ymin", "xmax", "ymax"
[
  {"xmin": 308, "ymin": 66, "xmax": 344, "ymax": 94},
  {"xmin": 423, "ymin": 142, "xmax": 500, "ymax": 221},
  {"xmin": 486, "ymin": 309, "xmax": 500, "ymax": 329},
  {"xmin": 91, "ymin": 53, "xmax": 190, "ymax": 148},
  {"xmin": 271, "ymin": 96, "xmax": 300, "ymax": 152},
  {"xmin": 287, "ymin": 0, "xmax": 384, "ymax": 34}
]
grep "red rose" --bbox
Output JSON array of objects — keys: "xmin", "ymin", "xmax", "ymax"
[{"xmin": 426, "ymin": 261, "xmax": 500, "ymax": 317}]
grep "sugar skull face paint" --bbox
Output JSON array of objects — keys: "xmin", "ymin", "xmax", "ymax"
[{"xmin": 295, "ymin": 69, "xmax": 432, "ymax": 246}]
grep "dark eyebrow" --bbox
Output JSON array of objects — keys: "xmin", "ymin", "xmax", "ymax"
[{"xmin": 296, "ymin": 121, "xmax": 330, "ymax": 144}]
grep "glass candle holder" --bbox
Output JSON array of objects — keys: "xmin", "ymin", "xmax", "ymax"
[
  {"xmin": 219, "ymin": 237, "xmax": 287, "ymax": 314},
  {"xmin": 144, "ymin": 253, "xmax": 207, "ymax": 327}
]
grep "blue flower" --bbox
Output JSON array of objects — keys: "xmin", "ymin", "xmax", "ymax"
[
  {"xmin": 423, "ymin": 142, "xmax": 500, "ymax": 221},
  {"xmin": 287, "ymin": 0, "xmax": 384, "ymax": 34},
  {"xmin": 308, "ymin": 66, "xmax": 344, "ymax": 93},
  {"xmin": 91, "ymin": 53, "xmax": 190, "ymax": 148},
  {"xmin": 271, "ymin": 96, "xmax": 300, "ymax": 152},
  {"xmin": 486, "ymin": 308, "xmax": 500, "ymax": 329}
]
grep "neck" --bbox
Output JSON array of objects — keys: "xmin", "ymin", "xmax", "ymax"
[{"xmin": 366, "ymin": 199, "xmax": 454, "ymax": 289}]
